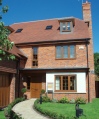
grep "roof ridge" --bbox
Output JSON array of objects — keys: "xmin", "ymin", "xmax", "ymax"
[{"xmin": 12, "ymin": 16, "xmax": 75, "ymax": 25}]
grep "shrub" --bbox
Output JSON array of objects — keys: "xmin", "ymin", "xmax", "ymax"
[
  {"xmin": 52, "ymin": 98, "xmax": 58, "ymax": 103},
  {"xmin": 42, "ymin": 96, "xmax": 51, "ymax": 102},
  {"xmin": 41, "ymin": 89, "xmax": 45, "ymax": 94},
  {"xmin": 69, "ymin": 99, "xmax": 75, "ymax": 104},
  {"xmin": 21, "ymin": 88, "xmax": 27, "ymax": 94},
  {"xmin": 4, "ymin": 97, "xmax": 25, "ymax": 119},
  {"xmin": 59, "ymin": 97, "xmax": 69, "ymax": 103},
  {"xmin": 75, "ymin": 97, "xmax": 87, "ymax": 104}
]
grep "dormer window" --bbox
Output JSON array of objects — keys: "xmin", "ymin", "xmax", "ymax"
[
  {"xmin": 62, "ymin": 22, "xmax": 71, "ymax": 32},
  {"xmin": 15, "ymin": 28, "xmax": 23, "ymax": 33}
]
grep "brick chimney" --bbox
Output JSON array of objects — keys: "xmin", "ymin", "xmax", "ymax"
[
  {"xmin": 82, "ymin": 1, "xmax": 92, "ymax": 37},
  {"xmin": 82, "ymin": 1, "xmax": 95, "ymax": 102}
]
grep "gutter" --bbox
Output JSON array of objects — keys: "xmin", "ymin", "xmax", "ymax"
[{"xmin": 86, "ymin": 39, "xmax": 90, "ymax": 102}]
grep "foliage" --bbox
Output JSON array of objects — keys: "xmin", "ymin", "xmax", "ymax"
[
  {"xmin": 42, "ymin": 96, "xmax": 51, "ymax": 102},
  {"xmin": 69, "ymin": 99, "xmax": 75, "ymax": 104},
  {"xmin": 41, "ymin": 89, "xmax": 45, "ymax": 94},
  {"xmin": 0, "ymin": 0, "xmax": 15, "ymax": 60},
  {"xmin": 21, "ymin": 88, "xmax": 27, "ymax": 94},
  {"xmin": 52, "ymin": 98, "xmax": 58, "ymax": 103},
  {"xmin": 34, "ymin": 98, "xmax": 99, "ymax": 119},
  {"xmin": 59, "ymin": 97, "xmax": 69, "ymax": 103},
  {"xmin": 75, "ymin": 97, "xmax": 87, "ymax": 104},
  {"xmin": 94, "ymin": 53, "xmax": 99, "ymax": 76},
  {"xmin": 4, "ymin": 97, "xmax": 25, "ymax": 119}
]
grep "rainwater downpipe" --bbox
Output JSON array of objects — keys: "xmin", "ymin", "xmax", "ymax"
[{"xmin": 86, "ymin": 39, "xmax": 90, "ymax": 102}]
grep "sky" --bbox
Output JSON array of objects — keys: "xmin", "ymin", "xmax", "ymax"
[{"xmin": 1, "ymin": 0, "xmax": 99, "ymax": 53}]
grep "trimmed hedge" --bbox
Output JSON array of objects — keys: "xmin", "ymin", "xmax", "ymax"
[
  {"xmin": 34, "ymin": 99, "xmax": 76, "ymax": 119},
  {"xmin": 4, "ymin": 97, "xmax": 25, "ymax": 119}
]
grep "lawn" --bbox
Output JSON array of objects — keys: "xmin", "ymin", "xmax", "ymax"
[
  {"xmin": 0, "ymin": 110, "xmax": 5, "ymax": 119},
  {"xmin": 37, "ymin": 98, "xmax": 99, "ymax": 119}
]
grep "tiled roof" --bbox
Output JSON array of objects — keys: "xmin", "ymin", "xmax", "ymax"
[
  {"xmin": 7, "ymin": 45, "xmax": 27, "ymax": 58},
  {"xmin": 9, "ymin": 17, "xmax": 90, "ymax": 44}
]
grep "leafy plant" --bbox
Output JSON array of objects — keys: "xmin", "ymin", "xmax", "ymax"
[
  {"xmin": 41, "ymin": 89, "xmax": 45, "ymax": 94},
  {"xmin": 59, "ymin": 97, "xmax": 69, "ymax": 103},
  {"xmin": 21, "ymin": 88, "xmax": 27, "ymax": 94},
  {"xmin": 69, "ymin": 99, "xmax": 75, "ymax": 104},
  {"xmin": 52, "ymin": 98, "xmax": 58, "ymax": 103},
  {"xmin": 4, "ymin": 97, "xmax": 25, "ymax": 118},
  {"xmin": 42, "ymin": 96, "xmax": 51, "ymax": 102},
  {"xmin": 75, "ymin": 97, "xmax": 87, "ymax": 104}
]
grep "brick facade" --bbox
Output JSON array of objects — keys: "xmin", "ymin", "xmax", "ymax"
[
  {"xmin": 82, "ymin": 2, "xmax": 95, "ymax": 101},
  {"xmin": 10, "ymin": 74, "xmax": 16, "ymax": 103},
  {"xmin": 17, "ymin": 2, "xmax": 95, "ymax": 102}
]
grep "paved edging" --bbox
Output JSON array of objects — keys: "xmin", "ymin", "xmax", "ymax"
[{"xmin": 12, "ymin": 99, "xmax": 50, "ymax": 119}]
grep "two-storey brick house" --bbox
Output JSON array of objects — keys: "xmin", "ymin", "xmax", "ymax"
[{"xmin": 0, "ymin": 1, "xmax": 95, "ymax": 106}]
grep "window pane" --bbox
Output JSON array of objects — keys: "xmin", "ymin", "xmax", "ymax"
[
  {"xmin": 55, "ymin": 76, "xmax": 61, "ymax": 90},
  {"xmin": 70, "ymin": 76, "xmax": 76, "ymax": 90},
  {"xmin": 70, "ymin": 45, "xmax": 75, "ymax": 58},
  {"xmin": 56, "ymin": 46, "xmax": 61, "ymax": 58},
  {"xmin": 63, "ymin": 76, "xmax": 68, "ymax": 90},
  {"xmin": 67, "ymin": 22, "xmax": 71, "ymax": 31},
  {"xmin": 33, "ymin": 47, "xmax": 38, "ymax": 59},
  {"xmin": 63, "ymin": 46, "xmax": 68, "ymax": 58},
  {"xmin": 62, "ymin": 23, "xmax": 66, "ymax": 31}
]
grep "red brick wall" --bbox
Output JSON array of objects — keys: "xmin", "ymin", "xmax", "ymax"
[
  {"xmin": 10, "ymin": 74, "xmax": 16, "ymax": 103},
  {"xmin": 20, "ymin": 44, "xmax": 87, "ymax": 69},
  {"xmin": 82, "ymin": 2, "xmax": 95, "ymax": 101}
]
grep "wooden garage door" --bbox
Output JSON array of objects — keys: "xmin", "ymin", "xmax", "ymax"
[
  {"xmin": 31, "ymin": 77, "xmax": 42, "ymax": 98},
  {"xmin": 0, "ymin": 74, "xmax": 10, "ymax": 107}
]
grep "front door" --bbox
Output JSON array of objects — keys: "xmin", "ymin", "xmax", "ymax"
[
  {"xmin": 0, "ymin": 74, "xmax": 10, "ymax": 107},
  {"xmin": 30, "ymin": 77, "xmax": 42, "ymax": 98}
]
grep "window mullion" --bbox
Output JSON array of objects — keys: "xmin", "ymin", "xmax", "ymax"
[
  {"xmin": 68, "ymin": 76, "xmax": 70, "ymax": 91},
  {"xmin": 61, "ymin": 76, "xmax": 63, "ymax": 91}
]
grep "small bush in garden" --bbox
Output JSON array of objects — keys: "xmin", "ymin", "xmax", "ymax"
[
  {"xmin": 42, "ymin": 96, "xmax": 51, "ymax": 102},
  {"xmin": 21, "ymin": 88, "xmax": 27, "ymax": 94},
  {"xmin": 41, "ymin": 89, "xmax": 45, "ymax": 94},
  {"xmin": 69, "ymin": 99, "xmax": 75, "ymax": 104},
  {"xmin": 59, "ymin": 97, "xmax": 69, "ymax": 103},
  {"xmin": 75, "ymin": 97, "xmax": 87, "ymax": 104},
  {"xmin": 52, "ymin": 98, "xmax": 58, "ymax": 103},
  {"xmin": 4, "ymin": 97, "xmax": 25, "ymax": 118}
]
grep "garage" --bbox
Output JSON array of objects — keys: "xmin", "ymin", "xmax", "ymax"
[{"xmin": 0, "ymin": 74, "xmax": 10, "ymax": 107}]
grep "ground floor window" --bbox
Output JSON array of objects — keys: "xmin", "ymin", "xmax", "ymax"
[{"xmin": 55, "ymin": 75, "xmax": 76, "ymax": 92}]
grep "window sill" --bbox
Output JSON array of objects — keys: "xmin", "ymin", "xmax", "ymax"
[
  {"xmin": 54, "ymin": 92, "xmax": 86, "ymax": 94},
  {"xmin": 55, "ymin": 58, "xmax": 76, "ymax": 60}
]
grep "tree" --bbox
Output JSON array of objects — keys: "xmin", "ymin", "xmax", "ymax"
[
  {"xmin": 0, "ymin": 0, "xmax": 15, "ymax": 60},
  {"xmin": 94, "ymin": 53, "xmax": 99, "ymax": 76}
]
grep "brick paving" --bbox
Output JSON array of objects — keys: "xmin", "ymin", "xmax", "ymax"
[{"xmin": 12, "ymin": 99, "xmax": 50, "ymax": 119}]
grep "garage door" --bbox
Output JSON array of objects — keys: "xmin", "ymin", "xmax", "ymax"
[{"xmin": 0, "ymin": 74, "xmax": 10, "ymax": 107}]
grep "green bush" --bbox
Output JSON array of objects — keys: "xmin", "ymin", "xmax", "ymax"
[
  {"xmin": 42, "ymin": 96, "xmax": 51, "ymax": 102},
  {"xmin": 59, "ymin": 97, "xmax": 69, "ymax": 103},
  {"xmin": 75, "ymin": 97, "xmax": 87, "ymax": 104},
  {"xmin": 69, "ymin": 99, "xmax": 75, "ymax": 104},
  {"xmin": 21, "ymin": 88, "xmax": 27, "ymax": 94},
  {"xmin": 4, "ymin": 97, "xmax": 25, "ymax": 119},
  {"xmin": 52, "ymin": 98, "xmax": 58, "ymax": 103},
  {"xmin": 41, "ymin": 89, "xmax": 45, "ymax": 94},
  {"xmin": 34, "ymin": 99, "xmax": 76, "ymax": 119}
]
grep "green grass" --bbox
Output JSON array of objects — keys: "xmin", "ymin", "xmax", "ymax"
[
  {"xmin": 0, "ymin": 110, "xmax": 5, "ymax": 119},
  {"xmin": 37, "ymin": 98, "xmax": 99, "ymax": 119}
]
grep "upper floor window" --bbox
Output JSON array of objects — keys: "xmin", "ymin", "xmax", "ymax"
[
  {"xmin": 55, "ymin": 75, "xmax": 76, "ymax": 92},
  {"xmin": 60, "ymin": 22, "xmax": 72, "ymax": 33},
  {"xmin": 32, "ymin": 47, "xmax": 38, "ymax": 67},
  {"xmin": 56, "ymin": 45, "xmax": 75, "ymax": 59}
]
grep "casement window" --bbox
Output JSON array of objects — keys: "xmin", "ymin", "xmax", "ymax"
[
  {"xmin": 56, "ymin": 45, "xmax": 75, "ymax": 59},
  {"xmin": 55, "ymin": 75, "xmax": 76, "ymax": 92},
  {"xmin": 60, "ymin": 22, "xmax": 71, "ymax": 32},
  {"xmin": 32, "ymin": 47, "xmax": 38, "ymax": 67}
]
